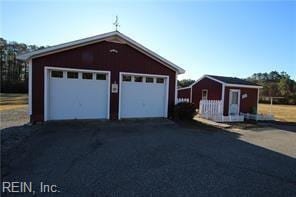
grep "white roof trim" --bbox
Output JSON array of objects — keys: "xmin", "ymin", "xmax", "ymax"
[
  {"xmin": 225, "ymin": 84, "xmax": 263, "ymax": 89},
  {"xmin": 177, "ymin": 87, "xmax": 191, "ymax": 90},
  {"xmin": 180, "ymin": 75, "xmax": 262, "ymax": 89},
  {"xmin": 17, "ymin": 31, "xmax": 185, "ymax": 74}
]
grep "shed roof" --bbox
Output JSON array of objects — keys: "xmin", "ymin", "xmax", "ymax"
[
  {"xmin": 207, "ymin": 75, "xmax": 260, "ymax": 86},
  {"xmin": 178, "ymin": 74, "xmax": 262, "ymax": 90}
]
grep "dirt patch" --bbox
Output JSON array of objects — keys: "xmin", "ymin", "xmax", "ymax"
[{"xmin": 0, "ymin": 105, "xmax": 29, "ymax": 129}]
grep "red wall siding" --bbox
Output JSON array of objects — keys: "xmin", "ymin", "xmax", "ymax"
[
  {"xmin": 32, "ymin": 41, "xmax": 176, "ymax": 121},
  {"xmin": 224, "ymin": 87, "xmax": 258, "ymax": 115},
  {"xmin": 191, "ymin": 78, "xmax": 222, "ymax": 108},
  {"xmin": 178, "ymin": 88, "xmax": 191, "ymax": 100}
]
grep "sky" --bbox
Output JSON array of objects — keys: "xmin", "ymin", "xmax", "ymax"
[{"xmin": 1, "ymin": 0, "xmax": 295, "ymax": 80}]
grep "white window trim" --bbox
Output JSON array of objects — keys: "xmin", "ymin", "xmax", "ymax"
[
  {"xmin": 118, "ymin": 72, "xmax": 170, "ymax": 120},
  {"xmin": 44, "ymin": 67, "xmax": 111, "ymax": 121},
  {"xmin": 202, "ymin": 89, "xmax": 208, "ymax": 100},
  {"xmin": 228, "ymin": 89, "xmax": 241, "ymax": 115}
]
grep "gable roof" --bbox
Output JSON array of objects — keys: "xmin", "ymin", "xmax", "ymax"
[
  {"xmin": 17, "ymin": 31, "xmax": 185, "ymax": 74},
  {"xmin": 207, "ymin": 75, "xmax": 260, "ymax": 86},
  {"xmin": 179, "ymin": 74, "xmax": 262, "ymax": 89}
]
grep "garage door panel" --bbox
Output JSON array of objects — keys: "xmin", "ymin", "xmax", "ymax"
[
  {"xmin": 48, "ymin": 71, "xmax": 109, "ymax": 120},
  {"xmin": 120, "ymin": 77, "xmax": 167, "ymax": 118}
]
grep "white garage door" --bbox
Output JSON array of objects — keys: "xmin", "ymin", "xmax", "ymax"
[
  {"xmin": 120, "ymin": 73, "xmax": 168, "ymax": 118},
  {"xmin": 46, "ymin": 69, "xmax": 109, "ymax": 120}
]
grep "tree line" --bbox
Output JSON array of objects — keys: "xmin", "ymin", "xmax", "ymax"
[
  {"xmin": 0, "ymin": 38, "xmax": 45, "ymax": 93},
  {"xmin": 178, "ymin": 71, "xmax": 296, "ymax": 105},
  {"xmin": 247, "ymin": 71, "xmax": 296, "ymax": 105},
  {"xmin": 1, "ymin": 38, "xmax": 295, "ymax": 104}
]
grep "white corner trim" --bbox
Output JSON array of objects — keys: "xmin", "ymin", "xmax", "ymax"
[
  {"xmin": 44, "ymin": 68, "xmax": 49, "ymax": 121},
  {"xmin": 43, "ymin": 67, "xmax": 111, "ymax": 121},
  {"xmin": 256, "ymin": 88, "xmax": 260, "ymax": 114},
  {"xmin": 165, "ymin": 76, "xmax": 170, "ymax": 118},
  {"xmin": 175, "ymin": 72, "xmax": 178, "ymax": 104},
  {"xmin": 221, "ymin": 84, "xmax": 225, "ymax": 115},
  {"xmin": 190, "ymin": 87, "xmax": 193, "ymax": 103},
  {"xmin": 28, "ymin": 60, "xmax": 32, "ymax": 115},
  {"xmin": 118, "ymin": 72, "xmax": 170, "ymax": 119}
]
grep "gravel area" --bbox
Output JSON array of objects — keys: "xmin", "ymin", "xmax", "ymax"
[
  {"xmin": 1, "ymin": 119, "xmax": 296, "ymax": 196},
  {"xmin": 0, "ymin": 106, "xmax": 29, "ymax": 130}
]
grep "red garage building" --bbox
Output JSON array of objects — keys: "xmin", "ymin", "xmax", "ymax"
[
  {"xmin": 178, "ymin": 75, "xmax": 261, "ymax": 116},
  {"xmin": 17, "ymin": 31, "xmax": 185, "ymax": 122}
]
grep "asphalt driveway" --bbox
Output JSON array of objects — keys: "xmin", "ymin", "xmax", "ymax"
[{"xmin": 1, "ymin": 119, "xmax": 296, "ymax": 196}]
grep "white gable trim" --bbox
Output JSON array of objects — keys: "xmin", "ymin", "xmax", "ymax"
[
  {"xmin": 178, "ymin": 87, "xmax": 191, "ymax": 90},
  {"xmin": 17, "ymin": 31, "xmax": 185, "ymax": 74},
  {"xmin": 225, "ymin": 84, "xmax": 262, "ymax": 89}
]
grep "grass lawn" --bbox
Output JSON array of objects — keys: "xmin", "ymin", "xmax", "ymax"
[
  {"xmin": 258, "ymin": 103, "xmax": 296, "ymax": 123},
  {"xmin": 1, "ymin": 94, "xmax": 295, "ymax": 123},
  {"xmin": 0, "ymin": 93, "xmax": 28, "ymax": 111}
]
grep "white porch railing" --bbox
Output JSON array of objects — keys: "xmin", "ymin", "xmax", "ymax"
[
  {"xmin": 177, "ymin": 98, "xmax": 190, "ymax": 103},
  {"xmin": 199, "ymin": 100, "xmax": 244, "ymax": 122},
  {"xmin": 199, "ymin": 100, "xmax": 223, "ymax": 116}
]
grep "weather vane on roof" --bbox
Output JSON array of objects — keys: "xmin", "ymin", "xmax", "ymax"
[{"xmin": 113, "ymin": 16, "xmax": 120, "ymax": 31}]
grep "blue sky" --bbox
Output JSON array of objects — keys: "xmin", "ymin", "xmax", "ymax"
[{"xmin": 1, "ymin": 0, "xmax": 295, "ymax": 80}]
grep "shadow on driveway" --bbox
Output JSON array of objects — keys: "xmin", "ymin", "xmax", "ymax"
[{"xmin": 1, "ymin": 119, "xmax": 296, "ymax": 196}]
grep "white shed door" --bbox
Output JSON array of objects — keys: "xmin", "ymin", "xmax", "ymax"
[
  {"xmin": 120, "ymin": 74, "xmax": 168, "ymax": 118},
  {"xmin": 48, "ymin": 70, "xmax": 109, "ymax": 120}
]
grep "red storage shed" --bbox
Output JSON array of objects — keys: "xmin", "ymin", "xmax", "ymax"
[{"xmin": 178, "ymin": 75, "xmax": 262, "ymax": 115}]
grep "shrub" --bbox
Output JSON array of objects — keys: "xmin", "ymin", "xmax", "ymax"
[{"xmin": 173, "ymin": 102, "xmax": 197, "ymax": 120}]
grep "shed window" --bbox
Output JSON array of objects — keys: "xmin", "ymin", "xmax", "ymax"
[
  {"xmin": 156, "ymin": 78, "xmax": 164, "ymax": 83},
  {"xmin": 51, "ymin": 71, "xmax": 63, "ymax": 78},
  {"xmin": 67, "ymin": 72, "xmax": 78, "ymax": 79},
  {"xmin": 123, "ymin": 75, "xmax": 132, "ymax": 82},
  {"xmin": 134, "ymin": 76, "xmax": 143, "ymax": 82},
  {"xmin": 96, "ymin": 74, "xmax": 106, "ymax": 80},
  {"xmin": 202, "ymin": 89, "xmax": 208, "ymax": 100},
  {"xmin": 82, "ymin": 73, "xmax": 93, "ymax": 80}
]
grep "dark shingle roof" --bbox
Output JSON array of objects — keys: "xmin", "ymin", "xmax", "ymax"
[{"xmin": 207, "ymin": 75, "xmax": 260, "ymax": 86}]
